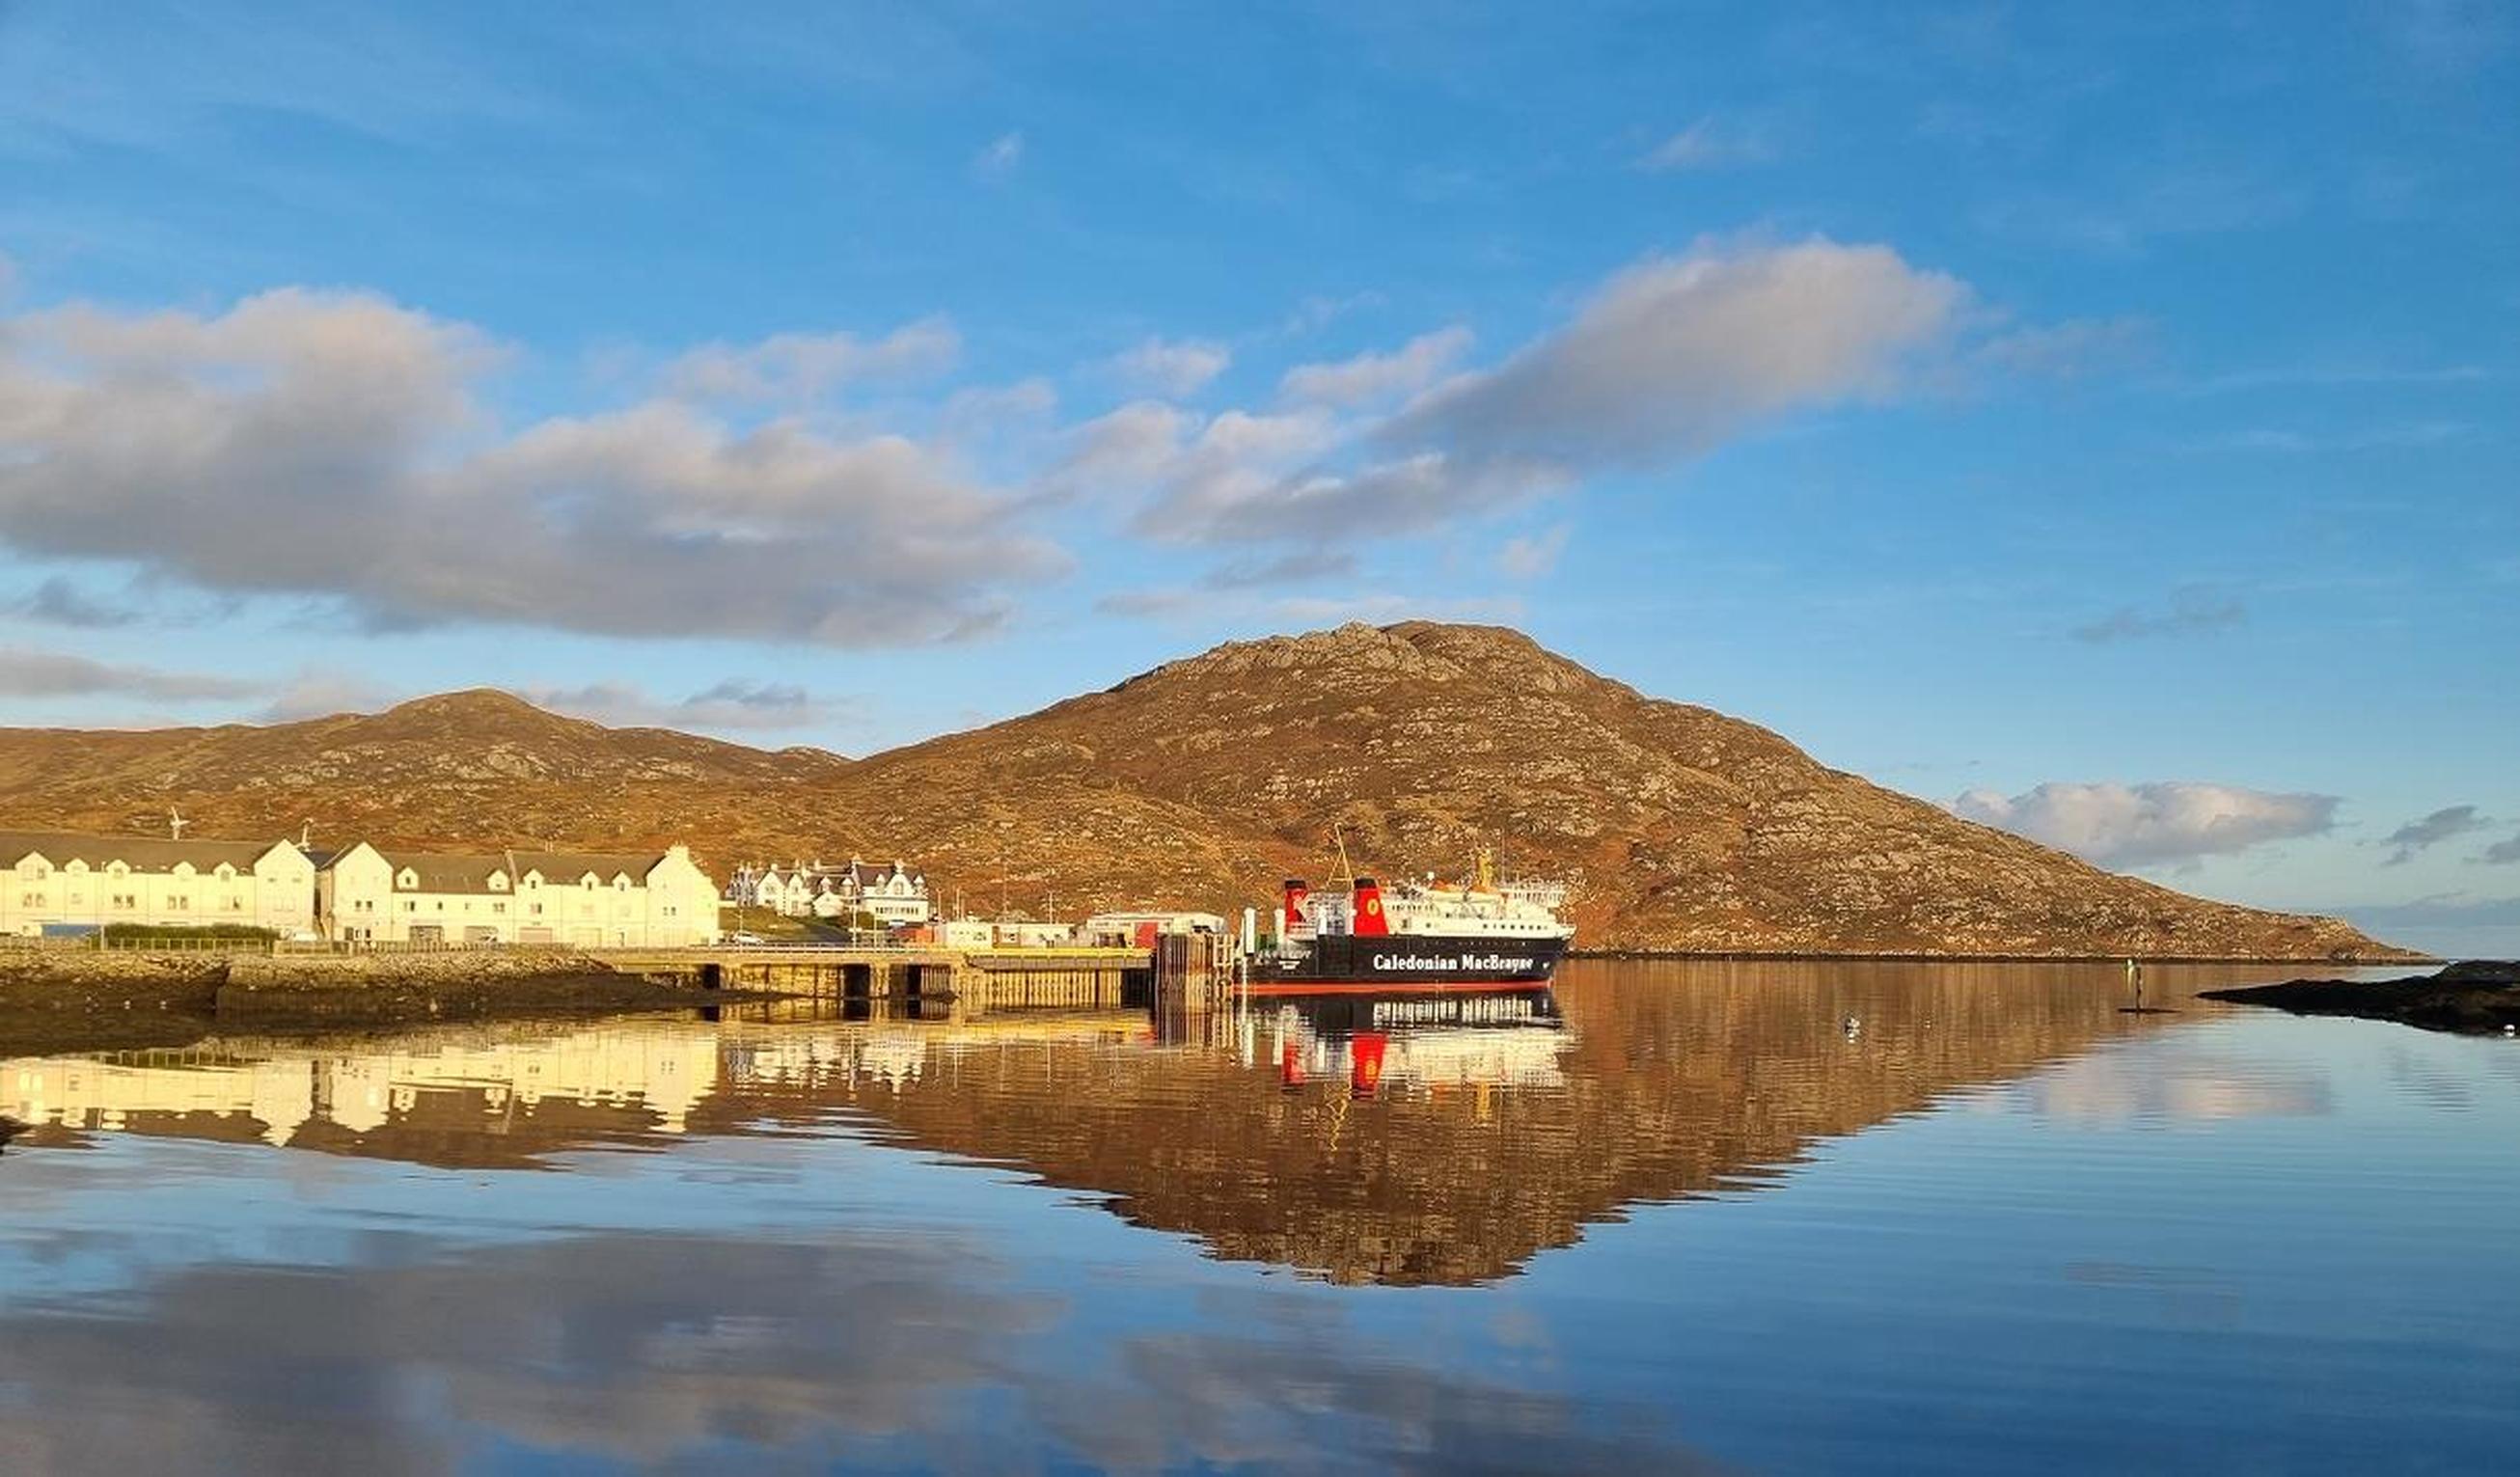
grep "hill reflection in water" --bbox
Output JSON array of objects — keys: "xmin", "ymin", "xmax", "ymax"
[
  {"xmin": 4, "ymin": 959, "xmax": 2310, "ymax": 1287},
  {"xmin": 3, "ymin": 959, "xmax": 2514, "ymax": 1474}
]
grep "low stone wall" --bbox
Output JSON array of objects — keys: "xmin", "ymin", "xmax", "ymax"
[
  {"xmin": 0, "ymin": 945, "xmax": 765, "ymax": 1047},
  {"xmin": 219, "ymin": 948, "xmax": 731, "ymax": 1020},
  {"xmin": 0, "ymin": 948, "xmax": 231, "ymax": 1009}
]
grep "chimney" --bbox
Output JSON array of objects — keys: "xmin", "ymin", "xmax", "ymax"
[
  {"xmin": 1280, "ymin": 878, "xmax": 1309, "ymax": 934},
  {"xmin": 1351, "ymin": 875, "xmax": 1388, "ymax": 937}
]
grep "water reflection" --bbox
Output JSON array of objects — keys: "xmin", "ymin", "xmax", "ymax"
[
  {"xmin": 2, "ymin": 961, "xmax": 2514, "ymax": 1475},
  {"xmin": 7, "ymin": 960, "xmax": 2292, "ymax": 1286},
  {"xmin": 0, "ymin": 1227, "xmax": 1718, "ymax": 1475},
  {"xmin": 2028, "ymin": 1046, "xmax": 2334, "ymax": 1124}
]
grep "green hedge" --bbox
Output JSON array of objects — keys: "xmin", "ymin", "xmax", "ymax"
[{"xmin": 100, "ymin": 922, "xmax": 280, "ymax": 944}]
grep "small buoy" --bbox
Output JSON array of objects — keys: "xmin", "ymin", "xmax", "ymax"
[{"xmin": 1842, "ymin": 1015, "xmax": 1862, "ymax": 1039}]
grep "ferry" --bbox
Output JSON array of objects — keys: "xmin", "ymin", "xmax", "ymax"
[{"xmin": 1250, "ymin": 850, "xmax": 1575, "ymax": 996}]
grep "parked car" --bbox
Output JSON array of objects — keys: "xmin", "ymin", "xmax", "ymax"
[{"xmin": 726, "ymin": 930, "xmax": 765, "ymax": 944}]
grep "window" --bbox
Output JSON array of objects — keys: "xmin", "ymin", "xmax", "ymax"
[
  {"xmin": 168, "ymin": 895, "xmax": 190, "ymax": 911},
  {"xmin": 492, "ymin": 901, "xmax": 507, "ymax": 916},
  {"xmin": 226, "ymin": 895, "xmax": 245, "ymax": 912},
  {"xmin": 530, "ymin": 902, "xmax": 544, "ymax": 916},
  {"xmin": 112, "ymin": 892, "xmax": 136, "ymax": 909},
  {"xmin": 403, "ymin": 900, "xmax": 417, "ymax": 914}
]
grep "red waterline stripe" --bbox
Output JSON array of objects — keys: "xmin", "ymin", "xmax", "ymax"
[{"xmin": 1241, "ymin": 978, "xmax": 1553, "ymax": 997}]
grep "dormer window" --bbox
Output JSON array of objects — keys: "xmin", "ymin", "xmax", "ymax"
[
  {"xmin": 397, "ymin": 868, "xmax": 420, "ymax": 889},
  {"xmin": 214, "ymin": 863, "xmax": 235, "ymax": 880},
  {"xmin": 488, "ymin": 872, "xmax": 508, "ymax": 890},
  {"xmin": 106, "ymin": 861, "xmax": 129, "ymax": 877},
  {"xmin": 614, "ymin": 876, "xmax": 630, "ymax": 891}
]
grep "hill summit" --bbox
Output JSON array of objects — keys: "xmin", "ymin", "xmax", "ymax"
[{"xmin": 0, "ymin": 622, "xmax": 2405, "ymax": 959}]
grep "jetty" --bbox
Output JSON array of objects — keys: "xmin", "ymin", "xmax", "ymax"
[{"xmin": 596, "ymin": 935, "xmax": 1240, "ymax": 1022}]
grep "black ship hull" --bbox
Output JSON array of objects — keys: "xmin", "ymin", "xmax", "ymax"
[{"xmin": 1249, "ymin": 932, "xmax": 1569, "ymax": 995}]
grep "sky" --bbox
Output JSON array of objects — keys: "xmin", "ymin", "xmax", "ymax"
[{"xmin": 0, "ymin": 1, "xmax": 2513, "ymax": 952}]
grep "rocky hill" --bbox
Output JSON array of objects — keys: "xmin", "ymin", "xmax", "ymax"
[{"xmin": 0, "ymin": 622, "xmax": 2407, "ymax": 959}]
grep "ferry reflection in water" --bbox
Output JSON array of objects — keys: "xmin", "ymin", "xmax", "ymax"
[
  {"xmin": 1254, "ymin": 987, "xmax": 1569, "ymax": 1097},
  {"xmin": 0, "ymin": 961, "xmax": 2514, "ymax": 1474}
]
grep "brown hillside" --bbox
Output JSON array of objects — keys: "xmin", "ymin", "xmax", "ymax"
[{"xmin": 0, "ymin": 623, "xmax": 2407, "ymax": 959}]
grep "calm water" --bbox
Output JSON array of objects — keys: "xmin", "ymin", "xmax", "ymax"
[{"xmin": 1, "ymin": 960, "xmax": 2514, "ymax": 1474}]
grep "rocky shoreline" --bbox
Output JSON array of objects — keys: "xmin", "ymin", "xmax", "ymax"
[
  {"xmin": 2200, "ymin": 961, "xmax": 2520, "ymax": 1035},
  {"xmin": 0, "ymin": 948, "xmax": 781, "ymax": 1057}
]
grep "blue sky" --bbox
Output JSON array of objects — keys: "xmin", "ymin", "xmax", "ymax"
[{"xmin": 0, "ymin": 2, "xmax": 2513, "ymax": 950}]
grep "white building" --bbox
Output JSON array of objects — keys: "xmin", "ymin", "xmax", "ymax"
[
  {"xmin": 317, "ymin": 842, "xmax": 719, "ymax": 947},
  {"xmin": 733, "ymin": 857, "xmax": 931, "ymax": 926},
  {"xmin": 0, "ymin": 830, "xmax": 315, "ymax": 939},
  {"xmin": 937, "ymin": 917, "xmax": 1078, "ymax": 949},
  {"xmin": 1083, "ymin": 911, "xmax": 1229, "ymax": 946}
]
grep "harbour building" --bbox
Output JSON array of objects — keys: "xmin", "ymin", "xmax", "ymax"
[
  {"xmin": 730, "ymin": 857, "xmax": 932, "ymax": 926},
  {"xmin": 317, "ymin": 842, "xmax": 719, "ymax": 946},
  {"xmin": 1, "ymin": 830, "xmax": 317, "ymax": 939}
]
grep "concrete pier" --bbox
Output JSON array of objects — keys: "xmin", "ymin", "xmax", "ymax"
[{"xmin": 593, "ymin": 944, "xmax": 1159, "ymax": 1021}]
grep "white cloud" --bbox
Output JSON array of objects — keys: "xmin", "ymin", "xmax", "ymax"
[
  {"xmin": 2380, "ymin": 804, "xmax": 2491, "ymax": 865},
  {"xmin": 972, "ymin": 130, "xmax": 1025, "ymax": 179},
  {"xmin": 660, "ymin": 317, "xmax": 959, "ymax": 403},
  {"xmin": 259, "ymin": 669, "xmax": 402, "ymax": 722},
  {"xmin": 1952, "ymin": 781, "xmax": 2339, "ymax": 868},
  {"xmin": 1636, "ymin": 117, "xmax": 1776, "ymax": 173},
  {"xmin": 1386, "ymin": 237, "xmax": 1966, "ymax": 471},
  {"xmin": 0, "ymin": 289, "xmax": 1064, "ymax": 644},
  {"xmin": 1115, "ymin": 238, "xmax": 1963, "ymax": 548},
  {"xmin": 1279, "ymin": 327, "xmax": 1472, "ymax": 407},
  {"xmin": 1495, "ymin": 525, "xmax": 1570, "ymax": 579},
  {"xmin": 0, "ymin": 644, "xmax": 261, "ymax": 702},
  {"xmin": 938, "ymin": 377, "xmax": 1057, "ymax": 444},
  {"xmin": 1108, "ymin": 337, "xmax": 1231, "ymax": 397},
  {"xmin": 519, "ymin": 678, "xmax": 849, "ymax": 732}
]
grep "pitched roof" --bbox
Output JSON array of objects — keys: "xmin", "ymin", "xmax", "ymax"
[
  {"xmin": 318, "ymin": 843, "xmax": 671, "ymax": 893},
  {"xmin": 375, "ymin": 850, "xmax": 515, "ymax": 895},
  {"xmin": 510, "ymin": 850, "xmax": 664, "ymax": 885},
  {"xmin": 0, "ymin": 829, "xmax": 292, "ymax": 874}
]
